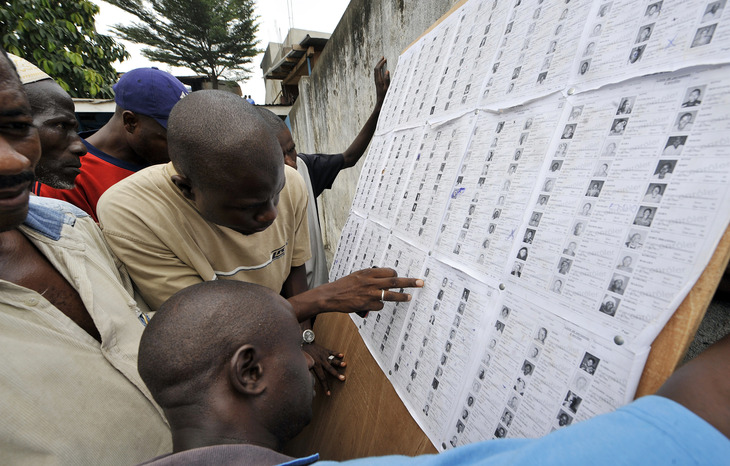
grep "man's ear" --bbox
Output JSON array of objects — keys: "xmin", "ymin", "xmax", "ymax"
[
  {"xmin": 171, "ymin": 174, "xmax": 195, "ymax": 201},
  {"xmin": 229, "ymin": 345, "xmax": 266, "ymax": 395},
  {"xmin": 122, "ymin": 111, "xmax": 139, "ymax": 134}
]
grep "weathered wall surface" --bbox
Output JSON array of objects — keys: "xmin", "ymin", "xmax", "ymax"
[{"xmin": 289, "ymin": 0, "xmax": 461, "ymax": 264}]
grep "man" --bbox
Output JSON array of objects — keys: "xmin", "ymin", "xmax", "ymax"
[
  {"xmin": 682, "ymin": 88, "xmax": 702, "ymax": 107},
  {"xmin": 139, "ymin": 280, "xmax": 730, "ymax": 465},
  {"xmin": 8, "ymin": 54, "xmax": 86, "ymax": 190},
  {"xmin": 97, "ymin": 90, "xmax": 421, "ymax": 394},
  {"xmin": 259, "ymin": 58, "xmax": 389, "ymax": 289},
  {"xmin": 0, "ymin": 47, "xmax": 170, "ymax": 463},
  {"xmin": 34, "ymin": 67, "xmax": 189, "ymax": 220}
]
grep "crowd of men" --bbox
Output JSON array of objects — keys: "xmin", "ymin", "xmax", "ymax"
[{"xmin": 1, "ymin": 46, "xmax": 728, "ymax": 465}]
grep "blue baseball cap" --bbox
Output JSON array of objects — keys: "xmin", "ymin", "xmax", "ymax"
[{"xmin": 113, "ymin": 68, "xmax": 189, "ymax": 128}]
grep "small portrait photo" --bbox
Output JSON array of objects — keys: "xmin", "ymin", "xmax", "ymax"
[
  {"xmin": 616, "ymin": 96, "xmax": 635, "ymax": 115},
  {"xmin": 563, "ymin": 390, "xmax": 583, "ymax": 413},
  {"xmin": 644, "ymin": 1, "xmax": 662, "ymax": 18},
  {"xmin": 491, "ymin": 137, "xmax": 499, "ymax": 147},
  {"xmin": 493, "ymin": 208, "xmax": 501, "ymax": 219},
  {"xmin": 599, "ymin": 294, "xmax": 620, "ymax": 316},
  {"xmin": 593, "ymin": 161, "xmax": 610, "ymax": 177},
  {"xmin": 551, "ymin": 277, "xmax": 564, "ymax": 294},
  {"xmin": 543, "ymin": 57, "xmax": 552, "ymax": 72},
  {"xmin": 633, "ymin": 206, "xmax": 656, "ymax": 227},
  {"xmin": 507, "ymin": 82, "xmax": 515, "ymax": 94},
  {"xmin": 570, "ymin": 105, "xmax": 584, "ymax": 120},
  {"xmin": 508, "ymin": 163, "xmax": 518, "ymax": 174},
  {"xmin": 585, "ymin": 180, "xmax": 605, "ymax": 197},
  {"xmin": 507, "ymin": 395, "xmax": 520, "ymax": 411},
  {"xmin": 501, "ymin": 306, "xmax": 511, "ymax": 320},
  {"xmin": 524, "ymin": 118, "xmax": 534, "ymax": 130},
  {"xmin": 610, "ymin": 118, "xmax": 629, "ymax": 135},
  {"xmin": 520, "ymin": 132, "xmax": 529, "ymax": 145},
  {"xmin": 616, "ymin": 254, "xmax": 636, "ymax": 273},
  {"xmin": 514, "ymin": 148, "xmax": 523, "ymax": 160},
  {"xmin": 597, "ymin": 2, "xmax": 612, "ymax": 17},
  {"xmin": 549, "ymin": 160, "xmax": 563, "ymax": 172},
  {"xmin": 573, "ymin": 373, "xmax": 590, "ymax": 393},
  {"xmin": 579, "ymin": 352, "xmax": 600, "ymax": 375},
  {"xmin": 535, "ymin": 327, "xmax": 548, "ymax": 344},
  {"xmin": 523, "ymin": 228, "xmax": 536, "ymax": 244},
  {"xmin": 584, "ymin": 41, "xmax": 596, "ymax": 57},
  {"xmin": 495, "ymin": 121, "xmax": 505, "ymax": 133},
  {"xmin": 578, "ymin": 59, "xmax": 591, "ymax": 75},
  {"xmin": 529, "ymin": 211, "xmax": 543, "ymax": 227},
  {"xmin": 512, "ymin": 66, "xmax": 521, "ymax": 80},
  {"xmin": 528, "ymin": 344, "xmax": 541, "ymax": 361},
  {"xmin": 628, "ymin": 44, "xmax": 646, "ymax": 63},
  {"xmin": 543, "ymin": 178, "xmax": 556, "ymax": 192},
  {"xmin": 456, "ymin": 419, "xmax": 465, "ymax": 433},
  {"xmin": 516, "ymin": 247, "xmax": 529, "ymax": 261},
  {"xmin": 561, "ymin": 124, "xmax": 577, "ymax": 139},
  {"xmin": 701, "ymin": 1, "xmax": 725, "ymax": 23},
  {"xmin": 557, "ymin": 410, "xmax": 573, "ymax": 427},
  {"xmin": 503, "ymin": 179, "xmax": 511, "ymax": 190},
  {"xmin": 467, "ymin": 394, "xmax": 475, "ymax": 407},
  {"xmin": 536, "ymin": 71, "xmax": 548, "ymax": 84},
  {"xmin": 643, "ymin": 183, "xmax": 665, "ymax": 203},
  {"xmin": 494, "ymin": 425, "xmax": 507, "ymax": 438},
  {"xmin": 662, "ymin": 136, "xmax": 686, "ymax": 156},
  {"xmin": 591, "ymin": 23, "xmax": 603, "ymax": 37},
  {"xmin": 579, "ymin": 201, "xmax": 593, "ymax": 217},
  {"xmin": 572, "ymin": 221, "xmax": 585, "ymax": 237},
  {"xmin": 462, "ymin": 288, "xmax": 470, "ymax": 301},
  {"xmin": 505, "ymin": 21, "xmax": 514, "ymax": 34},
  {"xmin": 601, "ymin": 141, "xmax": 617, "ymax": 157},
  {"xmin": 625, "ymin": 229, "xmax": 645, "ymax": 249},
  {"xmin": 501, "ymin": 409, "xmax": 514, "ymax": 427},
  {"xmin": 608, "ymin": 275, "xmax": 629, "ymax": 297},
  {"xmin": 514, "ymin": 377, "xmax": 526, "ymax": 395},
  {"xmin": 558, "ymin": 257, "xmax": 573, "ymax": 275},
  {"xmin": 536, "ymin": 195, "xmax": 550, "ymax": 209},
  {"xmin": 691, "ymin": 23, "xmax": 717, "ymax": 48},
  {"xmin": 487, "ymin": 150, "xmax": 495, "ymax": 161},
  {"xmin": 674, "ymin": 111, "xmax": 696, "ymax": 131},
  {"xmin": 653, "ymin": 159, "xmax": 677, "ymax": 180},
  {"xmin": 555, "ymin": 142, "xmax": 569, "ymax": 157},
  {"xmin": 635, "ymin": 23, "xmax": 654, "ymax": 43},
  {"xmin": 547, "ymin": 40, "xmax": 557, "ymax": 54},
  {"xmin": 563, "ymin": 241, "xmax": 578, "ymax": 256},
  {"xmin": 521, "ymin": 360, "xmax": 534, "ymax": 377},
  {"xmin": 682, "ymin": 85, "xmax": 705, "ymax": 107},
  {"xmin": 488, "ymin": 223, "xmax": 496, "ymax": 234},
  {"xmin": 511, "ymin": 261, "xmax": 523, "ymax": 277}
]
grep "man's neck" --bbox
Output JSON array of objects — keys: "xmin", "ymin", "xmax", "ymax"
[{"xmin": 86, "ymin": 119, "xmax": 145, "ymax": 166}]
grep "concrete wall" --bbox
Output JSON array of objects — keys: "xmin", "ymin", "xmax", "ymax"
[{"xmin": 288, "ymin": 0, "xmax": 461, "ymax": 264}]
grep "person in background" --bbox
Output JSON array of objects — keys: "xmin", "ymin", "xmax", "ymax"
[{"xmin": 33, "ymin": 67, "xmax": 188, "ymax": 221}]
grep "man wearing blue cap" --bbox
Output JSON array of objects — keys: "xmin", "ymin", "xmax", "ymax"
[{"xmin": 34, "ymin": 67, "xmax": 188, "ymax": 221}]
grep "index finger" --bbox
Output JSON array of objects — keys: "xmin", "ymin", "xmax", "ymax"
[{"xmin": 378, "ymin": 277, "xmax": 424, "ymax": 290}]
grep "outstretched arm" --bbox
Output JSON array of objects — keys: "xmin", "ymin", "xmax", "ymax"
[
  {"xmin": 342, "ymin": 57, "xmax": 391, "ymax": 168},
  {"xmin": 287, "ymin": 267, "xmax": 423, "ymax": 323}
]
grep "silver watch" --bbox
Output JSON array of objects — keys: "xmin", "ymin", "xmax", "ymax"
[{"xmin": 302, "ymin": 329, "xmax": 315, "ymax": 344}]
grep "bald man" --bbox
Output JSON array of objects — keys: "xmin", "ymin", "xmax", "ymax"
[
  {"xmin": 97, "ymin": 90, "xmax": 422, "ymax": 394},
  {"xmin": 139, "ymin": 281, "xmax": 730, "ymax": 465},
  {"xmin": 0, "ymin": 47, "xmax": 170, "ymax": 463},
  {"xmin": 8, "ymin": 54, "xmax": 86, "ymax": 189}
]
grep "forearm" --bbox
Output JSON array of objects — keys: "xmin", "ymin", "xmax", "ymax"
[{"xmin": 342, "ymin": 101, "xmax": 382, "ymax": 168}]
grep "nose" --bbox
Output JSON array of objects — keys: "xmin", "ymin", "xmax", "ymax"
[
  {"xmin": 255, "ymin": 202, "xmax": 278, "ymax": 224},
  {"xmin": 68, "ymin": 134, "xmax": 86, "ymax": 158},
  {"xmin": 304, "ymin": 350, "xmax": 315, "ymax": 370},
  {"xmin": 0, "ymin": 137, "xmax": 37, "ymax": 174}
]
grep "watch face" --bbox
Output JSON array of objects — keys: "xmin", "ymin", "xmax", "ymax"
[{"xmin": 303, "ymin": 329, "xmax": 315, "ymax": 344}]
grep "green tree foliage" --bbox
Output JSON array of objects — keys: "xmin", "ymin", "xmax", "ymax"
[
  {"xmin": 0, "ymin": 0, "xmax": 129, "ymax": 98},
  {"xmin": 106, "ymin": 0, "xmax": 259, "ymax": 89}
]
